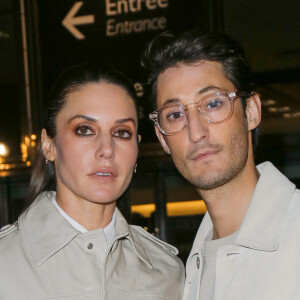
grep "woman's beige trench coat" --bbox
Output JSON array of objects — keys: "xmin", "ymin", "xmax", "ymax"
[{"xmin": 0, "ymin": 192, "xmax": 184, "ymax": 300}]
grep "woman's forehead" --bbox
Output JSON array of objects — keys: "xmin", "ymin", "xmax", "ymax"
[{"xmin": 59, "ymin": 82, "xmax": 138, "ymax": 121}]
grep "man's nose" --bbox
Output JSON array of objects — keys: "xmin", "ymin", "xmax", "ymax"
[{"xmin": 187, "ymin": 107, "xmax": 209, "ymax": 143}]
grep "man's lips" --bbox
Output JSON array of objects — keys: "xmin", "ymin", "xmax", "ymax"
[{"xmin": 191, "ymin": 149, "xmax": 220, "ymax": 161}]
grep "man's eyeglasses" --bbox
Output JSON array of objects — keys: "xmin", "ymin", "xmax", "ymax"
[{"xmin": 149, "ymin": 91, "xmax": 251, "ymax": 136}]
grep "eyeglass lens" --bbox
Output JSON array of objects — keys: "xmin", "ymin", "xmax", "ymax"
[{"xmin": 158, "ymin": 94, "xmax": 232, "ymax": 134}]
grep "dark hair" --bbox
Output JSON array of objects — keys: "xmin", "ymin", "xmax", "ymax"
[
  {"xmin": 142, "ymin": 30, "xmax": 259, "ymax": 148},
  {"xmin": 26, "ymin": 64, "xmax": 138, "ymax": 205}
]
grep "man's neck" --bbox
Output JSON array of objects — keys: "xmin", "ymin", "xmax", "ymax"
[{"xmin": 198, "ymin": 159, "xmax": 259, "ymax": 240}]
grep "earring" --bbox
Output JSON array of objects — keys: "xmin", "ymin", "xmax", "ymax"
[
  {"xmin": 45, "ymin": 158, "xmax": 49, "ymax": 165},
  {"xmin": 134, "ymin": 163, "xmax": 137, "ymax": 173}
]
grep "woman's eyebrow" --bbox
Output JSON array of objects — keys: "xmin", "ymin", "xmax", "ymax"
[
  {"xmin": 68, "ymin": 115, "xmax": 136, "ymax": 126},
  {"xmin": 115, "ymin": 118, "xmax": 136, "ymax": 125},
  {"xmin": 68, "ymin": 115, "xmax": 97, "ymax": 123}
]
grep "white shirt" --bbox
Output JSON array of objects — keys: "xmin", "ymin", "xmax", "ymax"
[
  {"xmin": 50, "ymin": 194, "xmax": 116, "ymax": 247},
  {"xmin": 199, "ymin": 230, "xmax": 239, "ymax": 299}
]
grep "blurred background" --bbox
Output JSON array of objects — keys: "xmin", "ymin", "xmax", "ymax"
[{"xmin": 0, "ymin": 0, "xmax": 299, "ymax": 262}]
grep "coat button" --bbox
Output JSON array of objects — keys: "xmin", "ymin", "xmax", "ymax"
[
  {"xmin": 196, "ymin": 257, "xmax": 200, "ymax": 269},
  {"xmin": 87, "ymin": 243, "xmax": 93, "ymax": 250}
]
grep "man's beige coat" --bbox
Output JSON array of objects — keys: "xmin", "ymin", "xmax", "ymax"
[
  {"xmin": 183, "ymin": 162, "xmax": 300, "ymax": 300},
  {"xmin": 0, "ymin": 192, "xmax": 184, "ymax": 299}
]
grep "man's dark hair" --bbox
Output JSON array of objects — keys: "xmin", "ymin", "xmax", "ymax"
[{"xmin": 142, "ymin": 29, "xmax": 259, "ymax": 149}]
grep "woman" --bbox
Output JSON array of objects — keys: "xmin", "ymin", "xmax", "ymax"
[{"xmin": 0, "ymin": 65, "xmax": 184, "ymax": 299}]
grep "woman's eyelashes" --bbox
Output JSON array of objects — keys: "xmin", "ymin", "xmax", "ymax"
[
  {"xmin": 74, "ymin": 123, "xmax": 133, "ymax": 140},
  {"xmin": 113, "ymin": 127, "xmax": 133, "ymax": 139},
  {"xmin": 75, "ymin": 124, "xmax": 95, "ymax": 137}
]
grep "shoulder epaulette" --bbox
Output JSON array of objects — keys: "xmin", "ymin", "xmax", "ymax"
[
  {"xmin": 0, "ymin": 222, "xmax": 18, "ymax": 238},
  {"xmin": 131, "ymin": 225, "xmax": 179, "ymax": 255}
]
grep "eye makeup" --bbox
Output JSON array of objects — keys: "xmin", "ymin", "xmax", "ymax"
[
  {"xmin": 74, "ymin": 123, "xmax": 95, "ymax": 137},
  {"xmin": 112, "ymin": 127, "xmax": 133, "ymax": 139}
]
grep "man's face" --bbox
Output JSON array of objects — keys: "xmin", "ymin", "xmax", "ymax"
[{"xmin": 155, "ymin": 61, "xmax": 253, "ymax": 191}]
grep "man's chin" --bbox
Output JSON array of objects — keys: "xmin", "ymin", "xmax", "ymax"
[{"xmin": 186, "ymin": 170, "xmax": 230, "ymax": 191}]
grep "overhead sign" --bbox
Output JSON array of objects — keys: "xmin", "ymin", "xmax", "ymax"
[
  {"xmin": 61, "ymin": 0, "xmax": 168, "ymax": 39},
  {"xmin": 35, "ymin": 0, "xmax": 203, "ymax": 142},
  {"xmin": 104, "ymin": 0, "xmax": 168, "ymax": 36},
  {"xmin": 62, "ymin": 1, "xmax": 95, "ymax": 40}
]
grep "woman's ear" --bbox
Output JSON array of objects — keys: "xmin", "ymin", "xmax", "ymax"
[
  {"xmin": 41, "ymin": 129, "xmax": 56, "ymax": 162},
  {"xmin": 246, "ymin": 93, "xmax": 262, "ymax": 131},
  {"xmin": 155, "ymin": 127, "xmax": 170, "ymax": 154}
]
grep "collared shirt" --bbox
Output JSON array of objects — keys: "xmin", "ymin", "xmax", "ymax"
[{"xmin": 50, "ymin": 193, "xmax": 116, "ymax": 247}]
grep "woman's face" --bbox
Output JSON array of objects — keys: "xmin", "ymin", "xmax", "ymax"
[{"xmin": 44, "ymin": 82, "xmax": 138, "ymax": 206}]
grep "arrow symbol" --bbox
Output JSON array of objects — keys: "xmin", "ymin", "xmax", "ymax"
[{"xmin": 62, "ymin": 1, "xmax": 95, "ymax": 40}]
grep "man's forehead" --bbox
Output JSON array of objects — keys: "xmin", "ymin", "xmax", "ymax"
[
  {"xmin": 156, "ymin": 60, "xmax": 233, "ymax": 106},
  {"xmin": 158, "ymin": 60, "xmax": 224, "ymax": 79}
]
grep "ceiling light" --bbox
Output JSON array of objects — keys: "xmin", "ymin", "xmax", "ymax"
[
  {"xmin": 262, "ymin": 99, "xmax": 277, "ymax": 106},
  {"xmin": 268, "ymin": 106, "xmax": 291, "ymax": 113}
]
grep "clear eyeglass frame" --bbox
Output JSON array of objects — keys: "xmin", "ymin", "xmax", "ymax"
[{"xmin": 149, "ymin": 91, "xmax": 251, "ymax": 136}]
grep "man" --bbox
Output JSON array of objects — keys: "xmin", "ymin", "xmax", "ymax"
[{"xmin": 142, "ymin": 30, "xmax": 300, "ymax": 300}]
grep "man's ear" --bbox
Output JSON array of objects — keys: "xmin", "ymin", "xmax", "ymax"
[
  {"xmin": 246, "ymin": 93, "xmax": 261, "ymax": 131},
  {"xmin": 155, "ymin": 127, "xmax": 170, "ymax": 154},
  {"xmin": 41, "ymin": 129, "xmax": 56, "ymax": 161}
]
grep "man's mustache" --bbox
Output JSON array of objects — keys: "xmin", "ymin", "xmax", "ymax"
[{"xmin": 186, "ymin": 143, "xmax": 223, "ymax": 160}]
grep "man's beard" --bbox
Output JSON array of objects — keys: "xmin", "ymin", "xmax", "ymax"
[{"xmin": 172, "ymin": 127, "xmax": 249, "ymax": 191}]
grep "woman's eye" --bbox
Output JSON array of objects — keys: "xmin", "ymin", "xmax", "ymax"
[
  {"xmin": 113, "ymin": 129, "xmax": 132, "ymax": 139},
  {"xmin": 75, "ymin": 125, "xmax": 94, "ymax": 136}
]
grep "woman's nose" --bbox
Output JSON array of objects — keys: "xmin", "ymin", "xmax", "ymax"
[{"xmin": 95, "ymin": 134, "xmax": 115, "ymax": 160}]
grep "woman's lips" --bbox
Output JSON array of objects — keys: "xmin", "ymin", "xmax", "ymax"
[{"xmin": 89, "ymin": 167, "xmax": 117, "ymax": 182}]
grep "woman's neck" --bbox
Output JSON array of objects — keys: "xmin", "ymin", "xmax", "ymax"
[{"xmin": 55, "ymin": 192, "xmax": 116, "ymax": 231}]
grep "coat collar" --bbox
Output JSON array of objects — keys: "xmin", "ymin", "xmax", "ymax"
[
  {"xmin": 19, "ymin": 192, "xmax": 152, "ymax": 268},
  {"xmin": 189, "ymin": 161, "xmax": 296, "ymax": 258},
  {"xmin": 113, "ymin": 208, "xmax": 152, "ymax": 268},
  {"xmin": 235, "ymin": 162, "xmax": 295, "ymax": 251}
]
